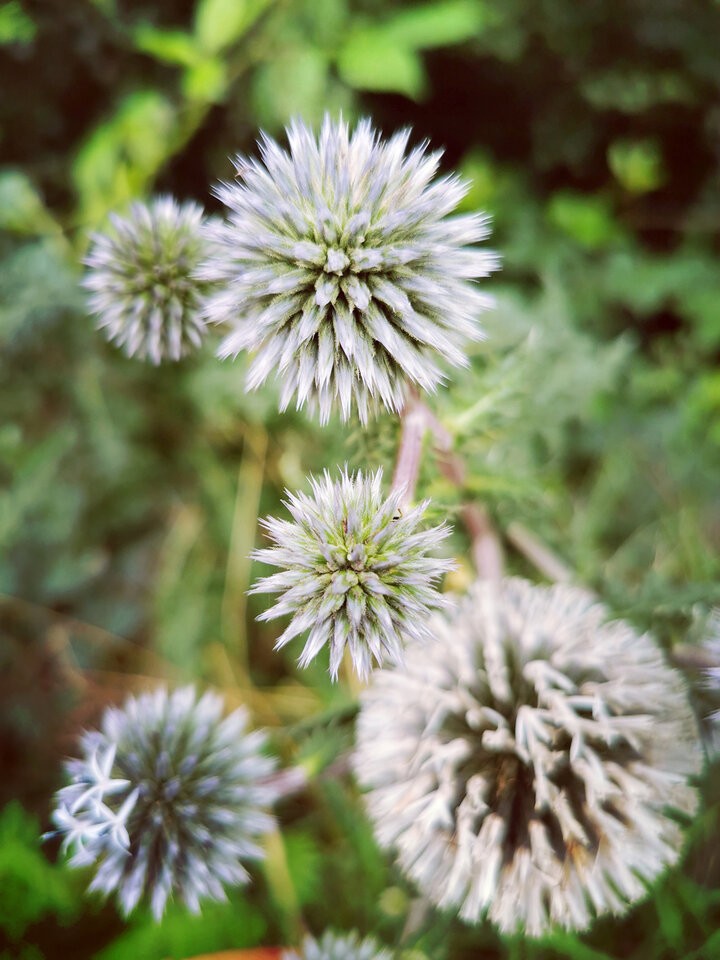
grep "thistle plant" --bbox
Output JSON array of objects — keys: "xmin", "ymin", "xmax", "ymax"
[
  {"xmin": 84, "ymin": 196, "xmax": 211, "ymax": 363},
  {"xmin": 282, "ymin": 931, "xmax": 392, "ymax": 960},
  {"xmin": 52, "ymin": 101, "xmax": 711, "ymax": 954},
  {"xmin": 250, "ymin": 467, "xmax": 453, "ymax": 680},
  {"xmin": 50, "ymin": 686, "xmax": 277, "ymax": 920},
  {"xmin": 199, "ymin": 114, "xmax": 499, "ymax": 423},
  {"xmin": 354, "ymin": 578, "xmax": 702, "ymax": 936}
]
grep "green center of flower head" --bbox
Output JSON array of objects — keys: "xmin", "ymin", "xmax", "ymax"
[
  {"xmin": 306, "ymin": 207, "xmax": 381, "ymax": 311},
  {"xmin": 130, "ymin": 252, "xmax": 195, "ymax": 302}
]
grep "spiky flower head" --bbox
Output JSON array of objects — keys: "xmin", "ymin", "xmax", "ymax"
[
  {"xmin": 50, "ymin": 686, "xmax": 277, "ymax": 920},
  {"xmin": 354, "ymin": 578, "xmax": 702, "ymax": 936},
  {"xmin": 84, "ymin": 196, "xmax": 211, "ymax": 363},
  {"xmin": 282, "ymin": 931, "xmax": 392, "ymax": 960},
  {"xmin": 200, "ymin": 115, "xmax": 498, "ymax": 423},
  {"xmin": 251, "ymin": 468, "xmax": 453, "ymax": 680}
]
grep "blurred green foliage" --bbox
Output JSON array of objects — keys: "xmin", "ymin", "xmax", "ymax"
[
  {"xmin": 0, "ymin": 803, "xmax": 80, "ymax": 941},
  {"xmin": 2, "ymin": 0, "xmax": 720, "ymax": 958}
]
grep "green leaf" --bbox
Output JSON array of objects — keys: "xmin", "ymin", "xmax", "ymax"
[
  {"xmin": 0, "ymin": 1, "xmax": 35, "ymax": 45},
  {"xmin": 0, "ymin": 241, "xmax": 82, "ymax": 345},
  {"xmin": 608, "ymin": 138, "xmax": 665, "ymax": 194},
  {"xmin": 654, "ymin": 880, "xmax": 686, "ymax": 952},
  {"xmin": 384, "ymin": 0, "xmax": 488, "ymax": 50},
  {"xmin": 546, "ymin": 191, "xmax": 622, "ymax": 248},
  {"xmin": 194, "ymin": 0, "xmax": 272, "ymax": 54},
  {"xmin": 337, "ymin": 28, "xmax": 426, "ymax": 99},
  {"xmin": 153, "ymin": 504, "xmax": 213, "ymax": 675},
  {"xmin": 0, "ymin": 425, "xmax": 77, "ymax": 546},
  {"xmin": 260, "ymin": 829, "xmax": 303, "ymax": 943},
  {"xmin": 0, "ymin": 170, "xmax": 61, "ymax": 236},
  {"xmin": 134, "ymin": 24, "xmax": 200, "ymax": 67},
  {"xmin": 282, "ymin": 829, "xmax": 322, "ymax": 907},
  {"xmin": 457, "ymin": 150, "xmax": 500, "ymax": 209},
  {"xmin": 0, "ymin": 802, "xmax": 79, "ymax": 941},
  {"xmin": 72, "ymin": 91, "xmax": 177, "ymax": 225},
  {"xmin": 182, "ymin": 56, "xmax": 228, "ymax": 103},
  {"xmin": 96, "ymin": 898, "xmax": 267, "ymax": 960},
  {"xmin": 537, "ymin": 929, "xmax": 614, "ymax": 960},
  {"xmin": 251, "ymin": 46, "xmax": 330, "ymax": 126}
]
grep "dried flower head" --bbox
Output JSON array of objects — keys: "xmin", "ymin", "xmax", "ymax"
[
  {"xmin": 283, "ymin": 931, "xmax": 392, "ymax": 960},
  {"xmin": 354, "ymin": 578, "xmax": 702, "ymax": 936},
  {"xmin": 84, "ymin": 197, "xmax": 211, "ymax": 363},
  {"xmin": 50, "ymin": 686, "xmax": 277, "ymax": 920},
  {"xmin": 200, "ymin": 115, "xmax": 498, "ymax": 423},
  {"xmin": 251, "ymin": 468, "xmax": 453, "ymax": 680}
]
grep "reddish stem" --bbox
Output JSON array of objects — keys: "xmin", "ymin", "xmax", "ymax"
[
  {"xmin": 416, "ymin": 398, "xmax": 504, "ymax": 580},
  {"xmin": 391, "ymin": 390, "xmax": 426, "ymax": 507}
]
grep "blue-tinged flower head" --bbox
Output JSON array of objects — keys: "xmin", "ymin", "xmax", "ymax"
[
  {"xmin": 200, "ymin": 115, "xmax": 499, "ymax": 423},
  {"xmin": 354, "ymin": 578, "xmax": 702, "ymax": 936},
  {"xmin": 50, "ymin": 686, "xmax": 277, "ymax": 920},
  {"xmin": 282, "ymin": 931, "xmax": 393, "ymax": 960},
  {"xmin": 84, "ymin": 197, "xmax": 211, "ymax": 363},
  {"xmin": 251, "ymin": 468, "xmax": 454, "ymax": 681}
]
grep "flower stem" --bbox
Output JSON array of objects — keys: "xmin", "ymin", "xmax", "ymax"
[
  {"xmin": 392, "ymin": 392, "xmax": 505, "ymax": 579},
  {"xmin": 417, "ymin": 399, "xmax": 504, "ymax": 580},
  {"xmin": 506, "ymin": 521, "xmax": 573, "ymax": 583},
  {"xmin": 391, "ymin": 389, "xmax": 426, "ymax": 507}
]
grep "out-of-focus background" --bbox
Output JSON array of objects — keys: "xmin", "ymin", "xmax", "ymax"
[{"xmin": 1, "ymin": 1, "xmax": 720, "ymax": 958}]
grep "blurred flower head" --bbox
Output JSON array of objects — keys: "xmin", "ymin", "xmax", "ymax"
[
  {"xmin": 703, "ymin": 609, "xmax": 720, "ymax": 706},
  {"xmin": 282, "ymin": 930, "xmax": 392, "ymax": 960},
  {"xmin": 251, "ymin": 468, "xmax": 453, "ymax": 680},
  {"xmin": 354, "ymin": 578, "xmax": 702, "ymax": 936},
  {"xmin": 51, "ymin": 686, "xmax": 277, "ymax": 920},
  {"xmin": 200, "ymin": 115, "xmax": 498, "ymax": 423},
  {"xmin": 84, "ymin": 196, "xmax": 211, "ymax": 363},
  {"xmin": 700, "ymin": 611, "xmax": 720, "ymax": 756}
]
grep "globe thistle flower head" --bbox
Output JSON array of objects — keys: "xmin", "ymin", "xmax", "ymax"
[
  {"xmin": 354, "ymin": 578, "xmax": 702, "ymax": 936},
  {"xmin": 251, "ymin": 468, "xmax": 454, "ymax": 680},
  {"xmin": 84, "ymin": 196, "xmax": 211, "ymax": 363},
  {"xmin": 50, "ymin": 686, "xmax": 278, "ymax": 920},
  {"xmin": 200, "ymin": 115, "xmax": 499, "ymax": 423},
  {"xmin": 282, "ymin": 930, "xmax": 392, "ymax": 960}
]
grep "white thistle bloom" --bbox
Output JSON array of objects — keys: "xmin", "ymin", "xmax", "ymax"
[
  {"xmin": 282, "ymin": 930, "xmax": 392, "ymax": 960},
  {"xmin": 250, "ymin": 468, "xmax": 453, "ymax": 680},
  {"xmin": 703, "ymin": 609, "xmax": 720, "ymax": 714},
  {"xmin": 699, "ymin": 610, "xmax": 720, "ymax": 750},
  {"xmin": 354, "ymin": 578, "xmax": 702, "ymax": 936},
  {"xmin": 50, "ymin": 686, "xmax": 278, "ymax": 920},
  {"xmin": 84, "ymin": 196, "xmax": 211, "ymax": 363},
  {"xmin": 200, "ymin": 115, "xmax": 499, "ymax": 423}
]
